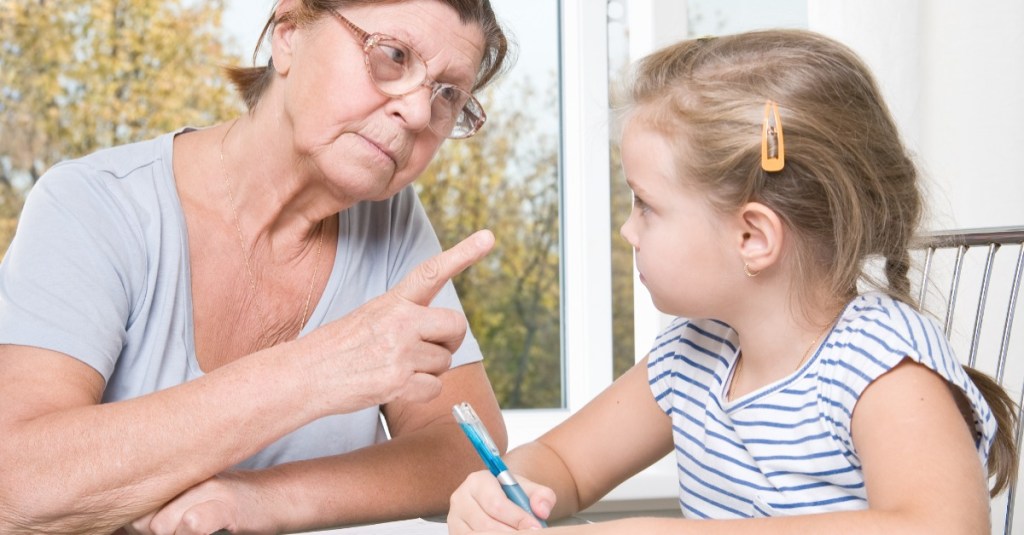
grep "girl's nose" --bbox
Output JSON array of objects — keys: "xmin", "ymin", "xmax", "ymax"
[{"xmin": 620, "ymin": 216, "xmax": 637, "ymax": 248}]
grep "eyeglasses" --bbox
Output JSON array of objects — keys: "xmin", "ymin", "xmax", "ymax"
[{"xmin": 331, "ymin": 10, "xmax": 486, "ymax": 139}]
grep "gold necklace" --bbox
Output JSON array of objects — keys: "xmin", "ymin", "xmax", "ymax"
[
  {"xmin": 728, "ymin": 314, "xmax": 840, "ymax": 400},
  {"xmin": 219, "ymin": 120, "xmax": 325, "ymax": 338}
]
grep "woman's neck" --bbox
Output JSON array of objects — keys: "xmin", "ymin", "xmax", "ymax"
[{"xmin": 216, "ymin": 115, "xmax": 349, "ymax": 260}]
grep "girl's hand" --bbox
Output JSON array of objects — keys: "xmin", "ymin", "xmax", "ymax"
[
  {"xmin": 123, "ymin": 471, "xmax": 278, "ymax": 535},
  {"xmin": 448, "ymin": 470, "xmax": 556, "ymax": 534}
]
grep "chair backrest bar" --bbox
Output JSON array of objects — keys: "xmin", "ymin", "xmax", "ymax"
[{"xmin": 912, "ymin": 226, "xmax": 1024, "ymax": 534}]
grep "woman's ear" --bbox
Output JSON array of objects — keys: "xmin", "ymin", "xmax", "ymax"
[
  {"xmin": 270, "ymin": 2, "xmax": 299, "ymax": 76},
  {"xmin": 736, "ymin": 202, "xmax": 784, "ymax": 275}
]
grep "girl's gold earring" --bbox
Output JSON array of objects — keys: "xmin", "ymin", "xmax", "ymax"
[{"xmin": 743, "ymin": 264, "xmax": 760, "ymax": 278}]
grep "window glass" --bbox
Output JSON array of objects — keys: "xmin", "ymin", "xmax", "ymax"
[
  {"xmin": 607, "ymin": 1, "xmax": 635, "ymax": 379},
  {"xmin": 415, "ymin": 0, "xmax": 563, "ymax": 409},
  {"xmin": 686, "ymin": 0, "xmax": 806, "ymax": 36}
]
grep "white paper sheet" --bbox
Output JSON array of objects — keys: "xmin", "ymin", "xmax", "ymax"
[{"xmin": 298, "ymin": 517, "xmax": 448, "ymax": 535}]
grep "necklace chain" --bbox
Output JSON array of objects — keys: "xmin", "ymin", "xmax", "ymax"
[
  {"xmin": 219, "ymin": 119, "xmax": 325, "ymax": 339},
  {"xmin": 728, "ymin": 312, "xmax": 842, "ymax": 401}
]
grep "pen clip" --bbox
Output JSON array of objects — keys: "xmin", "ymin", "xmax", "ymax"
[
  {"xmin": 452, "ymin": 402, "xmax": 500, "ymax": 456},
  {"xmin": 453, "ymin": 401, "xmax": 511, "ymax": 479}
]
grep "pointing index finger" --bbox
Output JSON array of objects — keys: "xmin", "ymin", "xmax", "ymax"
[{"xmin": 392, "ymin": 229, "xmax": 495, "ymax": 306}]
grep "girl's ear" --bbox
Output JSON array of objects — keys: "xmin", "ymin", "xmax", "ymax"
[
  {"xmin": 270, "ymin": 2, "xmax": 299, "ymax": 76},
  {"xmin": 736, "ymin": 202, "xmax": 784, "ymax": 275}
]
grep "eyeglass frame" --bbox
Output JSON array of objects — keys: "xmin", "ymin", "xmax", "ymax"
[{"xmin": 330, "ymin": 10, "xmax": 487, "ymax": 139}]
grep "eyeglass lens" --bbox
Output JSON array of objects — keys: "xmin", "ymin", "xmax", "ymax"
[{"xmin": 364, "ymin": 37, "xmax": 482, "ymax": 137}]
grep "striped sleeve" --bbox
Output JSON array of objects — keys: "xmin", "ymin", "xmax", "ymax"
[
  {"xmin": 648, "ymin": 318, "xmax": 735, "ymax": 416},
  {"xmin": 815, "ymin": 294, "xmax": 996, "ymax": 464}
]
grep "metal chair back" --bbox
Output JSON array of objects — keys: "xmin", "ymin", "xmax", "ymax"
[{"xmin": 912, "ymin": 226, "xmax": 1024, "ymax": 534}]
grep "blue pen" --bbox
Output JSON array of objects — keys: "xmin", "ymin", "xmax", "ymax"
[{"xmin": 453, "ymin": 402, "xmax": 547, "ymax": 528}]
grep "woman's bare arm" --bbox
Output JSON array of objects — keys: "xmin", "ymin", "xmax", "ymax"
[
  {"xmin": 0, "ymin": 230, "xmax": 495, "ymax": 534},
  {"xmin": 0, "ymin": 343, "xmax": 317, "ymax": 534}
]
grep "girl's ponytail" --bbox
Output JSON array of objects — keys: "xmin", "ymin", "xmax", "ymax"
[{"xmin": 962, "ymin": 366, "xmax": 1019, "ymax": 496}]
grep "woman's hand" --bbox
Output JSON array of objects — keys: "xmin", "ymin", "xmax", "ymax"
[
  {"xmin": 298, "ymin": 230, "xmax": 495, "ymax": 416},
  {"xmin": 124, "ymin": 471, "xmax": 278, "ymax": 535},
  {"xmin": 447, "ymin": 470, "xmax": 556, "ymax": 534}
]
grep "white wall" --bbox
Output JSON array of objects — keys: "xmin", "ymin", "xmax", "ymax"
[
  {"xmin": 628, "ymin": 1, "xmax": 1024, "ymax": 230},
  {"xmin": 808, "ymin": 0, "xmax": 1024, "ymax": 231}
]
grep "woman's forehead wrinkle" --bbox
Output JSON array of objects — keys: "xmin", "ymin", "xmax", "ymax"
[{"xmin": 379, "ymin": 6, "xmax": 484, "ymax": 87}]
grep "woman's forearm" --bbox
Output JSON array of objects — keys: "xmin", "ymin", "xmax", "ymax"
[
  {"xmin": 254, "ymin": 420, "xmax": 491, "ymax": 532},
  {"xmin": 0, "ymin": 343, "xmax": 317, "ymax": 534}
]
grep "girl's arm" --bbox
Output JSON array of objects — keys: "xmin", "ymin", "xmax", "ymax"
[
  {"xmin": 474, "ymin": 358, "xmax": 991, "ymax": 535},
  {"xmin": 846, "ymin": 357, "xmax": 990, "ymax": 533},
  {"xmin": 447, "ymin": 356, "xmax": 675, "ymax": 533},
  {"xmin": 513, "ymin": 356, "xmax": 675, "ymax": 516}
]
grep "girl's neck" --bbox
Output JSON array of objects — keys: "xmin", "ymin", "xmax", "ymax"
[{"xmin": 727, "ymin": 288, "xmax": 847, "ymax": 399}]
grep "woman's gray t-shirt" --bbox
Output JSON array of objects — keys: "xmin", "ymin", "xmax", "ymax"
[{"xmin": 0, "ymin": 129, "xmax": 483, "ymax": 468}]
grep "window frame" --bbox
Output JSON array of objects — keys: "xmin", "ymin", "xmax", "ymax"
[
  {"xmin": 501, "ymin": 0, "xmax": 677, "ymax": 504},
  {"xmin": 502, "ymin": 0, "xmax": 611, "ymax": 447}
]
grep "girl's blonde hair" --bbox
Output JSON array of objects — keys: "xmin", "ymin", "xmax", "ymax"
[
  {"xmin": 626, "ymin": 29, "xmax": 1016, "ymax": 496},
  {"xmin": 628, "ymin": 29, "xmax": 918, "ymax": 307}
]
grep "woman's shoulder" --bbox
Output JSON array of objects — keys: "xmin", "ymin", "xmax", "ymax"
[
  {"xmin": 45, "ymin": 130, "xmax": 180, "ymax": 183},
  {"xmin": 17, "ymin": 131, "xmax": 189, "ymax": 258}
]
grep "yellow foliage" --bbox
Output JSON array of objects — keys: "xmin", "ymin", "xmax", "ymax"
[
  {"xmin": 0, "ymin": 0, "xmax": 243, "ymax": 181},
  {"xmin": 417, "ymin": 82, "xmax": 564, "ymax": 408}
]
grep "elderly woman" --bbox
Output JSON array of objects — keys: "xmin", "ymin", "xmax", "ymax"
[{"xmin": 0, "ymin": 0, "xmax": 511, "ymax": 533}]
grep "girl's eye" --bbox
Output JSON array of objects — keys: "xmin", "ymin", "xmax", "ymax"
[{"xmin": 633, "ymin": 195, "xmax": 651, "ymax": 214}]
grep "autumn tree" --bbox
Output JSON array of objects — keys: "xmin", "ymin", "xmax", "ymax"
[
  {"xmin": 0, "ymin": 0, "xmax": 243, "ymax": 257},
  {"xmin": 0, "ymin": 0, "xmax": 242, "ymax": 187},
  {"xmin": 609, "ymin": 138, "xmax": 636, "ymax": 379},
  {"xmin": 418, "ymin": 75, "xmax": 642, "ymax": 407},
  {"xmin": 417, "ymin": 81, "xmax": 562, "ymax": 408}
]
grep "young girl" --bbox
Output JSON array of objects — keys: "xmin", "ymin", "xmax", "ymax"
[{"xmin": 447, "ymin": 29, "xmax": 1018, "ymax": 534}]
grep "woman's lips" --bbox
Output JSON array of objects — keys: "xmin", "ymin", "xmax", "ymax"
[{"xmin": 360, "ymin": 135, "xmax": 397, "ymax": 166}]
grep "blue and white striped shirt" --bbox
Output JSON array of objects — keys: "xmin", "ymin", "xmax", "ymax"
[{"xmin": 647, "ymin": 292, "xmax": 995, "ymax": 519}]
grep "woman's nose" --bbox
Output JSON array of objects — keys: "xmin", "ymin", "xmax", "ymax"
[{"xmin": 387, "ymin": 85, "xmax": 433, "ymax": 133}]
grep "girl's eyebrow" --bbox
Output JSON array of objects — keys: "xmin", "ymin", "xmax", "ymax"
[{"xmin": 625, "ymin": 177, "xmax": 648, "ymax": 198}]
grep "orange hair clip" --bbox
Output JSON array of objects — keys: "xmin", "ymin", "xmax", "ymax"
[{"xmin": 761, "ymin": 100, "xmax": 785, "ymax": 172}]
